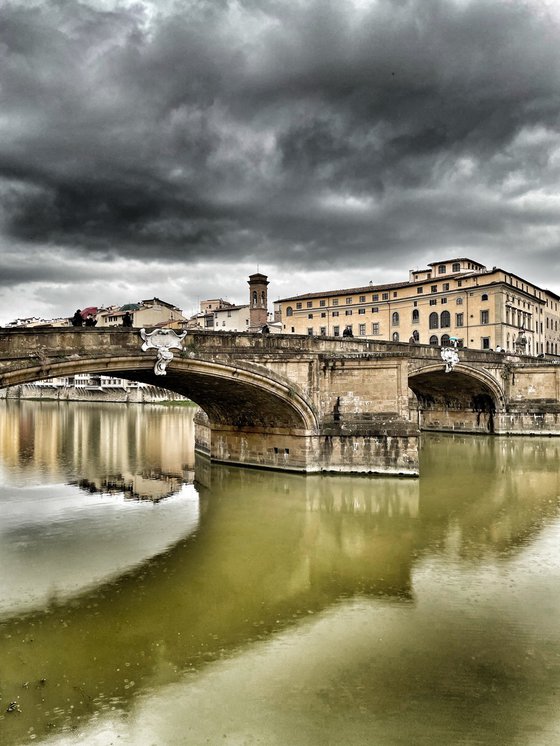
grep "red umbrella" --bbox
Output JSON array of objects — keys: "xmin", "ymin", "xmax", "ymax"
[{"xmin": 80, "ymin": 306, "xmax": 98, "ymax": 319}]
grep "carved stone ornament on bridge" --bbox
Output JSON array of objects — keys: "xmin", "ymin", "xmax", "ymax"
[
  {"xmin": 139, "ymin": 328, "xmax": 187, "ymax": 375},
  {"xmin": 440, "ymin": 346, "xmax": 459, "ymax": 373}
]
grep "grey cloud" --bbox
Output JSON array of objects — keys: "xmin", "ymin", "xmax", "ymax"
[{"xmin": 0, "ymin": 0, "xmax": 560, "ymax": 307}]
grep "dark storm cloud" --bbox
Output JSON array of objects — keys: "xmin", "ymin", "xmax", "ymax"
[{"xmin": 1, "ymin": 0, "xmax": 560, "ymax": 285}]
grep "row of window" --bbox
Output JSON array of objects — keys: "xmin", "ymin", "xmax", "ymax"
[
  {"xmin": 295, "ymin": 323, "xmax": 559, "ymax": 354},
  {"xmin": 306, "ymin": 324, "xmax": 475, "ymax": 347},
  {"xmin": 415, "ymin": 262, "xmax": 476, "ymax": 281},
  {"xmin": 287, "ymin": 293, "xmax": 489, "ymax": 315},
  {"xmin": 306, "ymin": 325, "xmax": 499, "ymax": 350},
  {"xmin": 304, "ymin": 309, "xmax": 491, "ymax": 327},
  {"xmin": 309, "ymin": 324, "xmax": 375, "ymax": 337}
]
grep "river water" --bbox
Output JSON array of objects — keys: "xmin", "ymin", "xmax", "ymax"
[{"xmin": 1, "ymin": 401, "xmax": 560, "ymax": 745}]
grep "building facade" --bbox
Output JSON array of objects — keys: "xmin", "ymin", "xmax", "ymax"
[
  {"xmin": 277, "ymin": 258, "xmax": 560, "ymax": 355},
  {"xmin": 96, "ymin": 298, "xmax": 187, "ymax": 328},
  {"xmin": 212, "ymin": 304, "xmax": 251, "ymax": 331},
  {"xmin": 187, "ymin": 274, "xmax": 277, "ymax": 332}
]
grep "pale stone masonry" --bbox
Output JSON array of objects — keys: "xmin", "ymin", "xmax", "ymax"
[
  {"xmin": 276, "ymin": 258, "xmax": 560, "ymax": 356},
  {"xmin": 2, "ymin": 328, "xmax": 560, "ymax": 475}
]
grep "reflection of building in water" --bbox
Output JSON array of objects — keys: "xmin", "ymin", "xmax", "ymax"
[
  {"xmin": 0, "ymin": 401, "xmax": 197, "ymax": 490},
  {"xmin": 76, "ymin": 470, "xmax": 194, "ymax": 502},
  {"xmin": 0, "ymin": 374, "xmax": 188, "ymax": 403},
  {"xmin": 419, "ymin": 433, "xmax": 560, "ymax": 555}
]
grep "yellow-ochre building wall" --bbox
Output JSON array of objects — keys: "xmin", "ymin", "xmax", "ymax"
[{"xmin": 277, "ymin": 258, "xmax": 560, "ymax": 355}]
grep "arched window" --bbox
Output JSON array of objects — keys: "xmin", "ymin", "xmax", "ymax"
[
  {"xmin": 429, "ymin": 312, "xmax": 439, "ymax": 329},
  {"xmin": 429, "ymin": 335, "xmax": 439, "ymax": 346},
  {"xmin": 286, "ymin": 306, "xmax": 293, "ymax": 317},
  {"xmin": 481, "ymin": 293, "xmax": 488, "ymax": 301},
  {"xmin": 456, "ymin": 297, "xmax": 463, "ymax": 305},
  {"xmin": 252, "ymin": 291, "xmax": 257, "ymax": 305},
  {"xmin": 392, "ymin": 331, "xmax": 399, "ymax": 342},
  {"xmin": 440, "ymin": 310, "xmax": 451, "ymax": 328},
  {"xmin": 441, "ymin": 334, "xmax": 451, "ymax": 346},
  {"xmin": 392, "ymin": 311, "xmax": 399, "ymax": 326},
  {"xmin": 452, "ymin": 262, "xmax": 460, "ymax": 272},
  {"xmin": 412, "ymin": 309, "xmax": 419, "ymax": 323},
  {"xmin": 412, "ymin": 329, "xmax": 420, "ymax": 342}
]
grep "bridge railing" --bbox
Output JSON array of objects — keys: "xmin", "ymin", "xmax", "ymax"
[{"xmin": 0, "ymin": 327, "xmax": 553, "ymax": 366}]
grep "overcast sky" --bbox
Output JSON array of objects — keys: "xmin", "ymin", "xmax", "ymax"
[{"xmin": 1, "ymin": 0, "xmax": 560, "ymax": 324}]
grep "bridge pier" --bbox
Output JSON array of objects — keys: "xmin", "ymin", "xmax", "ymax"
[
  {"xmin": 413, "ymin": 404, "xmax": 497, "ymax": 434},
  {"xmin": 195, "ymin": 414, "xmax": 419, "ymax": 476}
]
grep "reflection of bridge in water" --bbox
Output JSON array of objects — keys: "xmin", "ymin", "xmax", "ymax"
[
  {"xmin": 75, "ymin": 470, "xmax": 195, "ymax": 502},
  {"xmin": 3, "ymin": 433, "xmax": 560, "ymax": 745},
  {"xmin": 1, "ymin": 328, "xmax": 559, "ymax": 475}
]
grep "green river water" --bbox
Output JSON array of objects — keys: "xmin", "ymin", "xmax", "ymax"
[{"xmin": 1, "ymin": 400, "xmax": 560, "ymax": 745}]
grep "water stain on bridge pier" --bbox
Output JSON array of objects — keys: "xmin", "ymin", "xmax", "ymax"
[{"xmin": 1, "ymin": 401, "xmax": 560, "ymax": 744}]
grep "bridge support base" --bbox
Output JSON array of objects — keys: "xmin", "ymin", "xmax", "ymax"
[{"xmin": 195, "ymin": 417, "xmax": 419, "ymax": 477}]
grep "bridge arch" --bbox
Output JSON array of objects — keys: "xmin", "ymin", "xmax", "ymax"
[
  {"xmin": 1, "ymin": 356, "xmax": 319, "ymax": 432},
  {"xmin": 408, "ymin": 362, "xmax": 504, "ymax": 405},
  {"xmin": 408, "ymin": 362, "xmax": 505, "ymax": 433}
]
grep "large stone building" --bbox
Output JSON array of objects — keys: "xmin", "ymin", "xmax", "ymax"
[{"xmin": 276, "ymin": 258, "xmax": 560, "ymax": 356}]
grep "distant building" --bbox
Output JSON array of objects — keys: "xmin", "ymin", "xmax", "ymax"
[
  {"xmin": 213, "ymin": 304, "xmax": 251, "ymax": 331},
  {"xmin": 276, "ymin": 258, "xmax": 560, "ymax": 355},
  {"xmin": 4, "ymin": 297, "xmax": 187, "ymax": 330},
  {"xmin": 4, "ymin": 316, "xmax": 70, "ymax": 328},
  {"xmin": 186, "ymin": 298, "xmax": 235, "ymax": 330},
  {"xmin": 96, "ymin": 297, "xmax": 187, "ymax": 328},
  {"xmin": 6, "ymin": 374, "xmax": 188, "ymax": 403},
  {"xmin": 200, "ymin": 298, "xmax": 235, "ymax": 313},
  {"xmin": 187, "ymin": 275, "xmax": 278, "ymax": 332}
]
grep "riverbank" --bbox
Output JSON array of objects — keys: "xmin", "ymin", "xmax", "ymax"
[{"xmin": 0, "ymin": 383, "xmax": 192, "ymax": 405}]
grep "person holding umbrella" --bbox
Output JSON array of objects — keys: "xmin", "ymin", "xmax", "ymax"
[{"xmin": 71, "ymin": 309, "xmax": 83, "ymax": 327}]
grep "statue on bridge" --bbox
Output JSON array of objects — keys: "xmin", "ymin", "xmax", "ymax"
[
  {"xmin": 440, "ymin": 342, "xmax": 459, "ymax": 373},
  {"xmin": 139, "ymin": 328, "xmax": 187, "ymax": 375},
  {"xmin": 515, "ymin": 328, "xmax": 527, "ymax": 355}
]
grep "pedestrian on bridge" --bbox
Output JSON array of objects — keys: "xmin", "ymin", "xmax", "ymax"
[{"xmin": 71, "ymin": 310, "xmax": 83, "ymax": 327}]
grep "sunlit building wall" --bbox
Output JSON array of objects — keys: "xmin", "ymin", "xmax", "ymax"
[{"xmin": 276, "ymin": 258, "xmax": 560, "ymax": 355}]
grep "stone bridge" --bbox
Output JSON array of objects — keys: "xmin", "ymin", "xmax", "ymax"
[{"xmin": 1, "ymin": 328, "xmax": 559, "ymax": 476}]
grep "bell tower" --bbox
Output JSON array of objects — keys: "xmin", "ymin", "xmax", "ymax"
[{"xmin": 248, "ymin": 273, "xmax": 269, "ymax": 330}]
